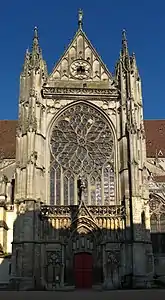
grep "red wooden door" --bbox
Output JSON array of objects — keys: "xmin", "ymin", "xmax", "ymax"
[{"xmin": 74, "ymin": 253, "xmax": 93, "ymax": 288}]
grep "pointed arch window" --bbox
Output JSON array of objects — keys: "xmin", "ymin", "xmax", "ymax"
[
  {"xmin": 141, "ymin": 211, "xmax": 145, "ymax": 227},
  {"xmin": 50, "ymin": 103, "xmax": 115, "ymax": 206},
  {"xmin": 150, "ymin": 194, "xmax": 165, "ymax": 253},
  {"xmin": 11, "ymin": 178, "xmax": 15, "ymax": 204}
]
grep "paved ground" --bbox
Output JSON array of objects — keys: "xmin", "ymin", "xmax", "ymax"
[{"xmin": 0, "ymin": 290, "xmax": 165, "ymax": 300}]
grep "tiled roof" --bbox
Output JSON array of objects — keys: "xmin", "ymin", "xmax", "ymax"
[
  {"xmin": 154, "ymin": 175, "xmax": 165, "ymax": 183},
  {"xmin": 0, "ymin": 120, "xmax": 165, "ymax": 159},
  {"xmin": 0, "ymin": 120, "xmax": 17, "ymax": 159},
  {"xmin": 144, "ymin": 120, "xmax": 165, "ymax": 158}
]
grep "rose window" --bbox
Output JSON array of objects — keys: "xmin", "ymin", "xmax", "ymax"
[{"xmin": 50, "ymin": 103, "xmax": 115, "ymax": 206}]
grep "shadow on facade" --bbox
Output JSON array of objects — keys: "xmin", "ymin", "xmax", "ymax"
[{"xmin": 0, "ymin": 203, "xmax": 163, "ymax": 291}]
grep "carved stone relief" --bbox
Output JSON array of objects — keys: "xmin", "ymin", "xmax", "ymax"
[
  {"xmin": 46, "ymin": 249, "xmax": 64, "ymax": 289},
  {"xmin": 40, "ymin": 204, "xmax": 125, "ymax": 219},
  {"xmin": 47, "ymin": 250, "xmax": 62, "ymax": 265},
  {"xmin": 42, "ymin": 87, "xmax": 118, "ymax": 98}
]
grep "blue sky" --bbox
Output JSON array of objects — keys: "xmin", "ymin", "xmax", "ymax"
[{"xmin": 0, "ymin": 0, "xmax": 165, "ymax": 120}]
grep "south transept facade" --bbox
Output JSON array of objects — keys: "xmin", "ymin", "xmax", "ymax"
[{"xmin": 0, "ymin": 12, "xmax": 165, "ymax": 290}]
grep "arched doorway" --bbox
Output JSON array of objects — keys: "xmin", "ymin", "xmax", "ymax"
[{"xmin": 74, "ymin": 252, "xmax": 93, "ymax": 288}]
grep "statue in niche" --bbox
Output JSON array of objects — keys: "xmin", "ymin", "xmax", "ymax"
[
  {"xmin": 103, "ymin": 251, "xmax": 121, "ymax": 290},
  {"xmin": 46, "ymin": 251, "xmax": 63, "ymax": 289}
]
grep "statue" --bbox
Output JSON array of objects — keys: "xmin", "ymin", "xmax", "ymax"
[
  {"xmin": 77, "ymin": 176, "xmax": 85, "ymax": 203},
  {"xmin": 78, "ymin": 9, "xmax": 83, "ymax": 29}
]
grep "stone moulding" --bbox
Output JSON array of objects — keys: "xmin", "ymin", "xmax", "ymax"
[
  {"xmin": 42, "ymin": 87, "xmax": 118, "ymax": 99},
  {"xmin": 0, "ymin": 159, "xmax": 15, "ymax": 170},
  {"xmin": 149, "ymin": 197, "xmax": 165, "ymax": 216}
]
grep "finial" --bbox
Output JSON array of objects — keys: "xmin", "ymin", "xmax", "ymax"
[
  {"xmin": 78, "ymin": 8, "xmax": 83, "ymax": 29},
  {"xmin": 32, "ymin": 26, "xmax": 39, "ymax": 54},
  {"xmin": 121, "ymin": 29, "xmax": 129, "ymax": 57},
  {"xmin": 122, "ymin": 29, "xmax": 127, "ymax": 41},
  {"xmin": 34, "ymin": 26, "xmax": 38, "ymax": 38},
  {"xmin": 120, "ymin": 29, "xmax": 130, "ymax": 70},
  {"xmin": 132, "ymin": 52, "xmax": 136, "ymax": 62},
  {"xmin": 122, "ymin": 29, "xmax": 128, "ymax": 50}
]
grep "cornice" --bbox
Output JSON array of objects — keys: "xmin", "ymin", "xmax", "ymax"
[{"xmin": 42, "ymin": 86, "xmax": 119, "ymax": 99}]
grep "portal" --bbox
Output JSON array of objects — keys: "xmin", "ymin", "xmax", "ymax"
[{"xmin": 74, "ymin": 252, "xmax": 93, "ymax": 288}]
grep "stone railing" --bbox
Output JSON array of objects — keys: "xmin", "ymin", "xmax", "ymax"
[{"xmin": 40, "ymin": 204, "xmax": 126, "ymax": 219}]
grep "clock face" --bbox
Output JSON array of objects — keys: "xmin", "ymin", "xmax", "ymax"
[{"xmin": 70, "ymin": 60, "xmax": 91, "ymax": 79}]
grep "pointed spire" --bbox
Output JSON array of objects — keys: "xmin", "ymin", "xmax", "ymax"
[
  {"xmin": 78, "ymin": 8, "xmax": 83, "ymax": 29},
  {"xmin": 131, "ymin": 52, "xmax": 137, "ymax": 69},
  {"xmin": 31, "ymin": 26, "xmax": 43, "ymax": 68},
  {"xmin": 32, "ymin": 26, "xmax": 39, "ymax": 54},
  {"xmin": 131, "ymin": 52, "xmax": 141, "ymax": 80},
  {"xmin": 24, "ymin": 48, "xmax": 30, "ymax": 63},
  {"xmin": 26, "ymin": 48, "xmax": 29, "ymax": 55},
  {"xmin": 22, "ymin": 48, "xmax": 30, "ymax": 74}
]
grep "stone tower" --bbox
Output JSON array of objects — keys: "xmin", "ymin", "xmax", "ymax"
[{"xmin": 10, "ymin": 11, "xmax": 154, "ymax": 290}]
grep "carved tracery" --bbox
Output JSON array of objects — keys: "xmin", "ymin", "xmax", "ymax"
[
  {"xmin": 149, "ymin": 194, "xmax": 165, "ymax": 218},
  {"xmin": 50, "ymin": 103, "xmax": 115, "ymax": 206},
  {"xmin": 150, "ymin": 194, "xmax": 165, "ymax": 254}
]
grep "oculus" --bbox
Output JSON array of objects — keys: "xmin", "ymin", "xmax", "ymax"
[{"xmin": 70, "ymin": 60, "xmax": 91, "ymax": 79}]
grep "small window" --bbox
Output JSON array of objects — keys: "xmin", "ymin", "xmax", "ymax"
[
  {"xmin": 9, "ymin": 263, "xmax": 11, "ymax": 275},
  {"xmin": 150, "ymin": 215, "xmax": 158, "ymax": 232},
  {"xmin": 11, "ymin": 179, "xmax": 15, "ymax": 204},
  {"xmin": 141, "ymin": 211, "xmax": 145, "ymax": 227}
]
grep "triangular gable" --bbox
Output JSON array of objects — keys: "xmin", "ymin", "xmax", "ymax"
[
  {"xmin": 48, "ymin": 29, "xmax": 113, "ymax": 83},
  {"xmin": 72, "ymin": 201, "xmax": 96, "ymax": 222}
]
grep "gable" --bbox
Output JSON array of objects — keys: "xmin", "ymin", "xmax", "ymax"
[{"xmin": 48, "ymin": 29, "xmax": 113, "ymax": 84}]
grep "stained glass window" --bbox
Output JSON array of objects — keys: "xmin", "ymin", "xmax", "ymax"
[{"xmin": 50, "ymin": 103, "xmax": 115, "ymax": 205}]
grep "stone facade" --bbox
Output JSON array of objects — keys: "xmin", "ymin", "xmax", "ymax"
[{"xmin": 0, "ymin": 12, "xmax": 165, "ymax": 290}]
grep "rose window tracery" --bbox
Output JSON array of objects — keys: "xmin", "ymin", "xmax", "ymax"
[{"xmin": 50, "ymin": 103, "xmax": 115, "ymax": 206}]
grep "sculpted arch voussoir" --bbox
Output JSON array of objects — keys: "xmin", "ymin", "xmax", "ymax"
[
  {"xmin": 69, "ymin": 221, "xmax": 101, "ymax": 240},
  {"xmin": 71, "ymin": 215, "xmax": 101, "ymax": 231}
]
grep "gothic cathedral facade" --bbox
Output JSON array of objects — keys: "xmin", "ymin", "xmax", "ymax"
[{"xmin": 0, "ymin": 13, "xmax": 165, "ymax": 290}]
